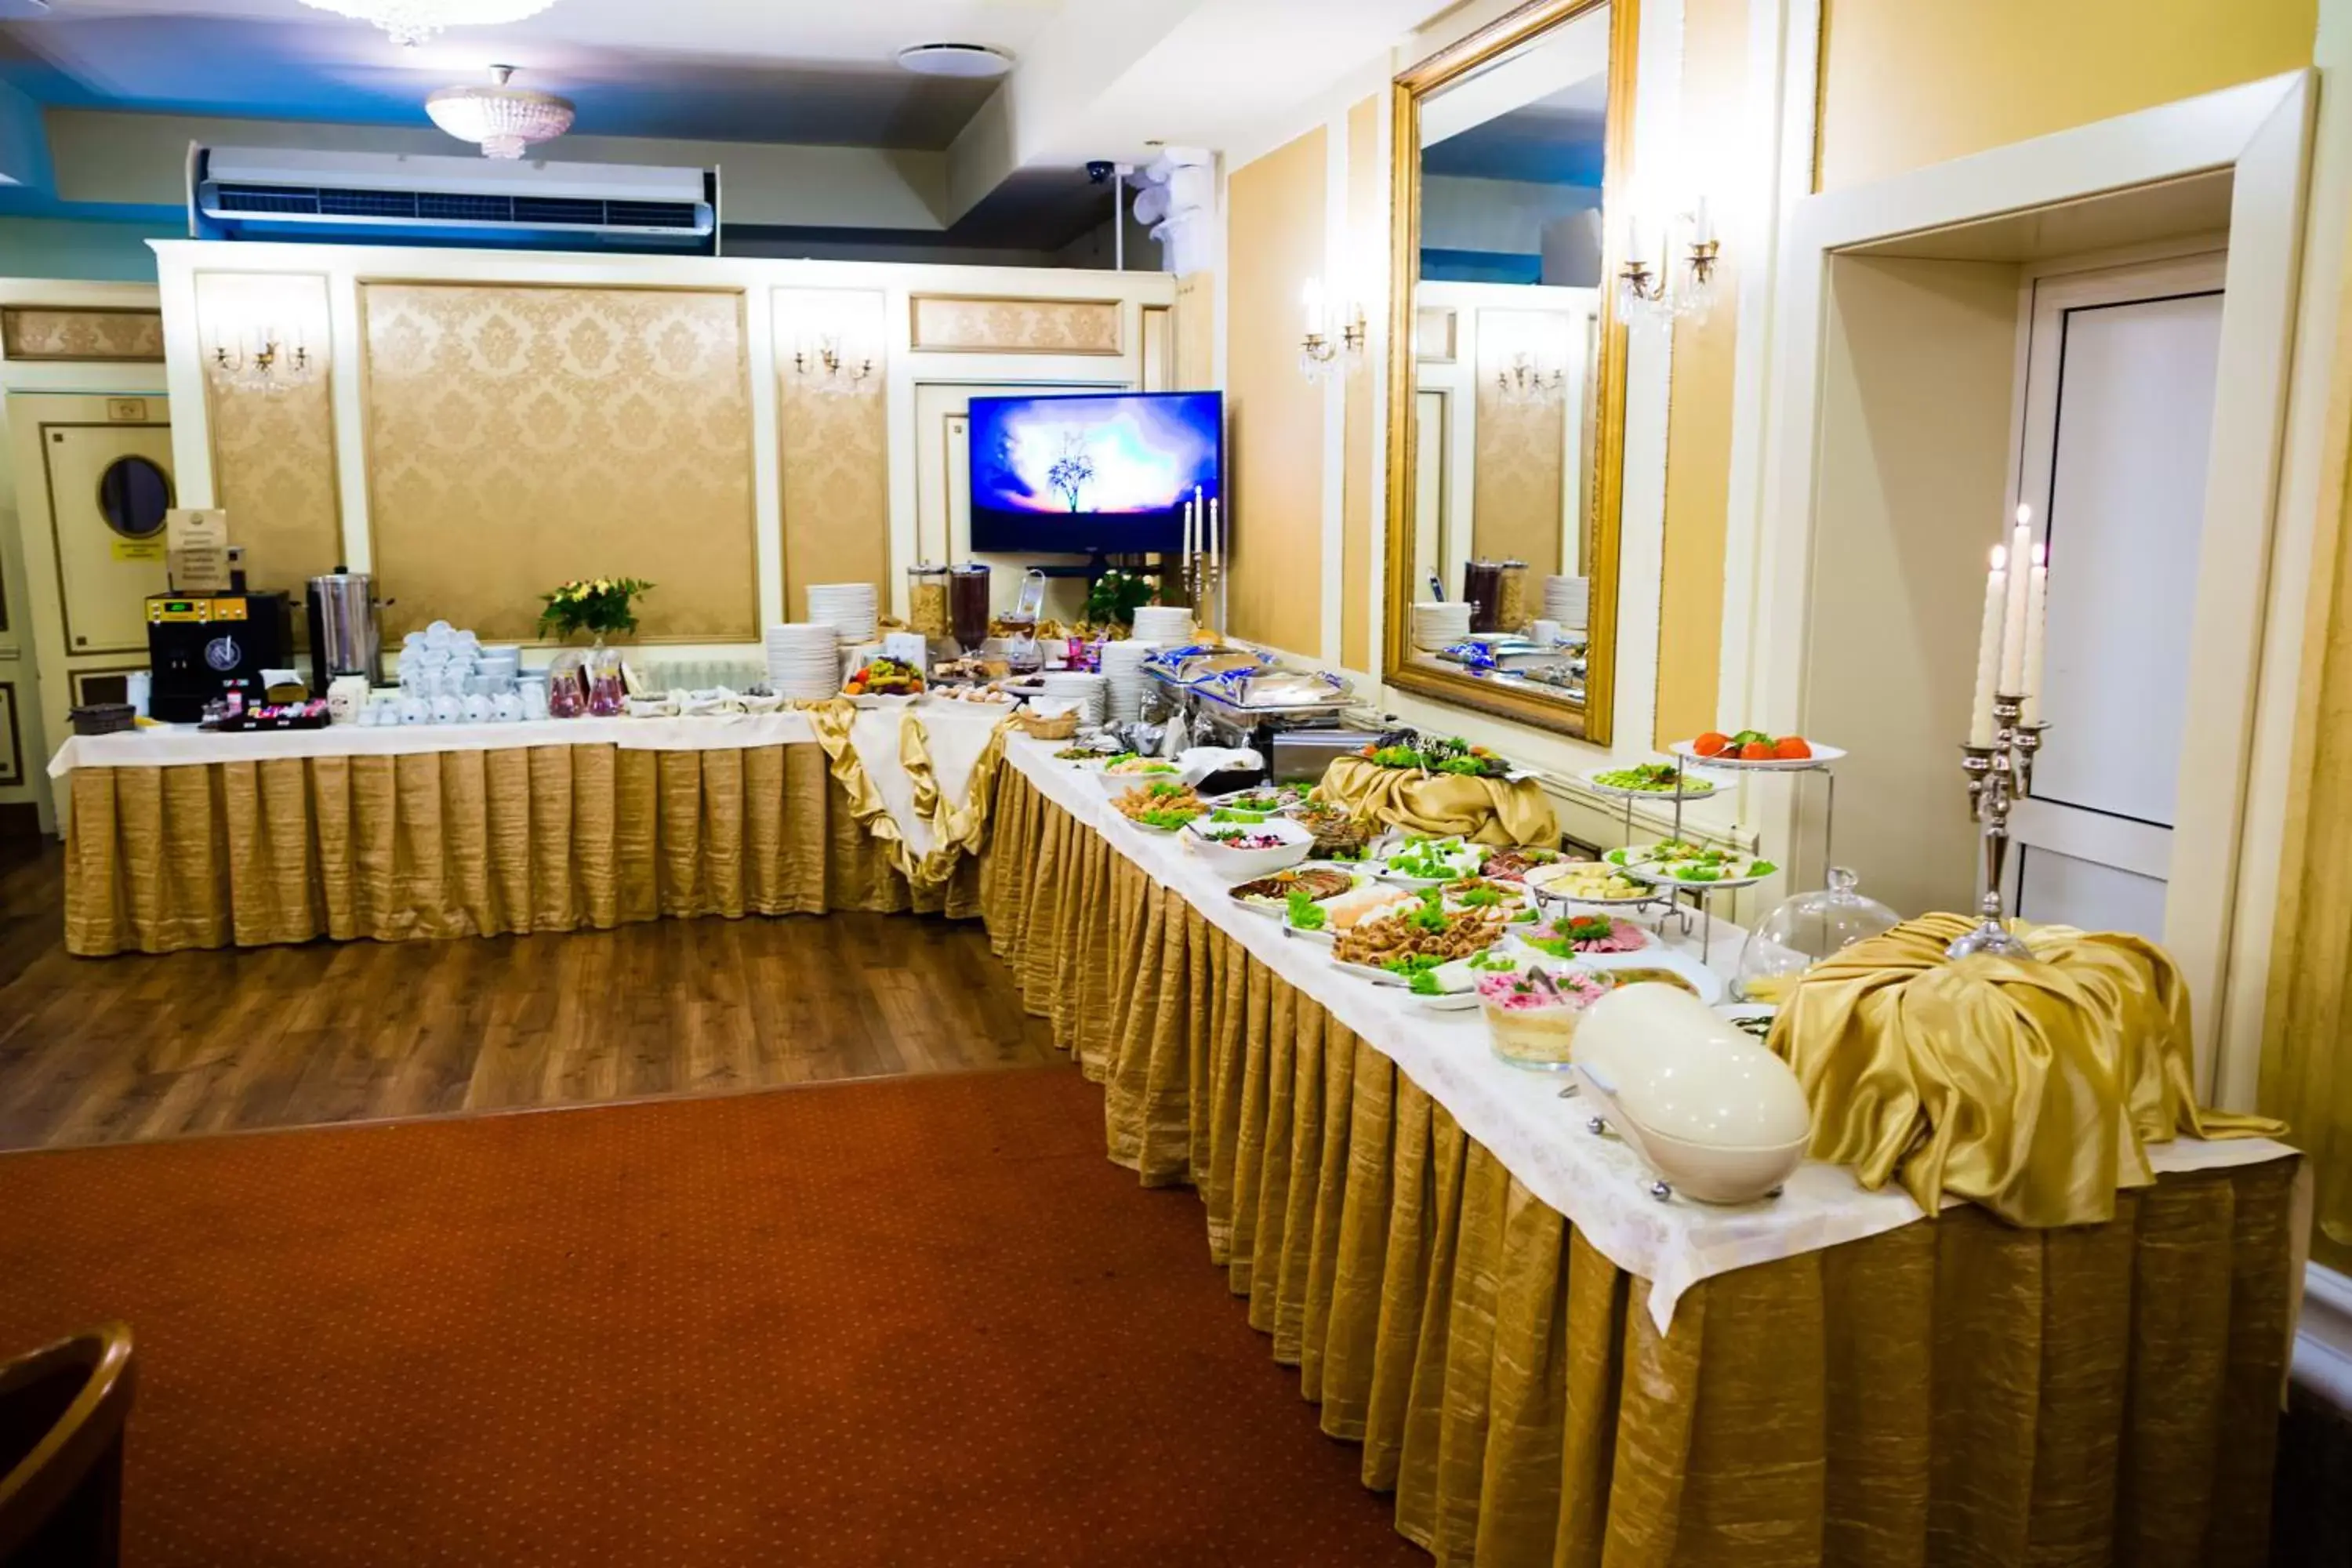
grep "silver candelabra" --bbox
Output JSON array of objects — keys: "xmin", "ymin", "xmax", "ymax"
[
  {"xmin": 1185, "ymin": 551, "xmax": 1226, "ymax": 637},
  {"xmin": 1951, "ymin": 692, "xmax": 2046, "ymax": 960}
]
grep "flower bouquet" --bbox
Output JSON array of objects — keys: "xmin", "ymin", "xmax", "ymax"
[{"xmin": 538, "ymin": 577, "xmax": 655, "ymax": 643}]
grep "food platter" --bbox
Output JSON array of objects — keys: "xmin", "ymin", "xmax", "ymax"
[
  {"xmin": 1667, "ymin": 739, "xmax": 1846, "ymax": 772},
  {"xmin": 1523, "ymin": 861, "xmax": 1661, "ymax": 907},
  {"xmin": 1373, "ymin": 836, "xmax": 1487, "ymax": 887},
  {"xmin": 1569, "ymin": 946, "xmax": 1726, "ymax": 1005},
  {"xmin": 1605, "ymin": 840, "xmax": 1777, "ymax": 890},
  {"xmin": 1581, "ymin": 762, "xmax": 1717, "ymax": 800}
]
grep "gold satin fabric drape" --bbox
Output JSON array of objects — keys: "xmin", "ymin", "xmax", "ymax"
[
  {"xmin": 66, "ymin": 742, "xmax": 979, "ymax": 956},
  {"xmin": 1318, "ymin": 756, "xmax": 1559, "ymax": 846},
  {"xmin": 980, "ymin": 767, "xmax": 2299, "ymax": 1566},
  {"xmin": 1775, "ymin": 915, "xmax": 2284, "ymax": 1228}
]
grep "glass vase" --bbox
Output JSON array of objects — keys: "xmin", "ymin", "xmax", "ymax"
[{"xmin": 585, "ymin": 637, "xmax": 626, "ymax": 717}]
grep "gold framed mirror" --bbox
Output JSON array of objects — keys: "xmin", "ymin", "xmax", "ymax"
[{"xmin": 1383, "ymin": 0, "xmax": 1636, "ymax": 743}]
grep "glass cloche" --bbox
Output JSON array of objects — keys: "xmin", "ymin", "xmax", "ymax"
[{"xmin": 1735, "ymin": 867, "xmax": 1900, "ymax": 1004}]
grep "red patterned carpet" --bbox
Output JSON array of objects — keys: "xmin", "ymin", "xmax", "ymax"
[{"xmin": 0, "ymin": 1068, "xmax": 1422, "ymax": 1566}]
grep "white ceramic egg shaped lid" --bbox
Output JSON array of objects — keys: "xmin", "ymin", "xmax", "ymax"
[{"xmin": 1576, "ymin": 985, "xmax": 1813, "ymax": 1150}]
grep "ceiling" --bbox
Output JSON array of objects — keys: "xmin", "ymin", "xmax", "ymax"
[
  {"xmin": 0, "ymin": 0, "xmax": 1066, "ymax": 147},
  {"xmin": 1423, "ymin": 79, "xmax": 1607, "ymax": 188}
]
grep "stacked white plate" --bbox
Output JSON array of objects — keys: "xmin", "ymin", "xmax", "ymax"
[
  {"xmin": 1411, "ymin": 601, "xmax": 1472, "ymax": 652},
  {"xmin": 1038, "ymin": 671, "xmax": 1107, "ymax": 727},
  {"xmin": 1544, "ymin": 575, "xmax": 1590, "ymax": 632},
  {"xmin": 1099, "ymin": 640, "xmax": 1158, "ymax": 724},
  {"xmin": 805, "ymin": 583, "xmax": 879, "ymax": 645},
  {"xmin": 1131, "ymin": 605, "xmax": 1196, "ymax": 645},
  {"xmin": 765, "ymin": 622, "xmax": 842, "ymax": 701}
]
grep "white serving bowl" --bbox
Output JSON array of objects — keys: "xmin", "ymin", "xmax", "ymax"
[
  {"xmin": 1182, "ymin": 815, "xmax": 1316, "ymax": 880},
  {"xmin": 1091, "ymin": 761, "xmax": 1186, "ymax": 796},
  {"xmin": 1572, "ymin": 984, "xmax": 1811, "ymax": 1204}
]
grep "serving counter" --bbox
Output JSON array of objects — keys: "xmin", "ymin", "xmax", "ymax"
[
  {"xmin": 50, "ymin": 705, "xmax": 1011, "ymax": 956},
  {"xmin": 980, "ymin": 735, "xmax": 2303, "ymax": 1566}
]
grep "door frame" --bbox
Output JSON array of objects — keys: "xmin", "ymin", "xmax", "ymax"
[
  {"xmin": 2000, "ymin": 250, "xmax": 2227, "ymax": 927},
  {"xmin": 1738, "ymin": 70, "xmax": 2318, "ymax": 1105},
  {"xmin": 7, "ymin": 390, "xmax": 174, "ymax": 825}
]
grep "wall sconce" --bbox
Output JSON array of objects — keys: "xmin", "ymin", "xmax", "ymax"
[
  {"xmin": 1617, "ymin": 199, "xmax": 1721, "ymax": 328},
  {"xmin": 792, "ymin": 332, "xmax": 875, "ymax": 397},
  {"xmin": 206, "ymin": 322, "xmax": 316, "ymax": 396},
  {"xmin": 1494, "ymin": 351, "xmax": 1565, "ymax": 405},
  {"xmin": 1298, "ymin": 276, "xmax": 1367, "ymax": 384}
]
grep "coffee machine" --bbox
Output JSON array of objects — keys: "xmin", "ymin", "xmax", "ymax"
[{"xmin": 146, "ymin": 591, "xmax": 292, "ymax": 722}]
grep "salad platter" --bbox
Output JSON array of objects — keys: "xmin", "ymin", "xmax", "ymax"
[
  {"xmin": 1375, "ymin": 835, "xmax": 1488, "ymax": 887},
  {"xmin": 1583, "ymin": 762, "xmax": 1716, "ymax": 800},
  {"xmin": 1606, "ymin": 839, "xmax": 1779, "ymax": 889},
  {"xmin": 1352, "ymin": 732, "xmax": 1527, "ymax": 781}
]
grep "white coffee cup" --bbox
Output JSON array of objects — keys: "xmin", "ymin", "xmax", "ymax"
[{"xmin": 1532, "ymin": 619, "xmax": 1563, "ymax": 647}]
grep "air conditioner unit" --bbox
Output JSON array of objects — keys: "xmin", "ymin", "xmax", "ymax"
[{"xmin": 189, "ymin": 145, "xmax": 720, "ymax": 256}]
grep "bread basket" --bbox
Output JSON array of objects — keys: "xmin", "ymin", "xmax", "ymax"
[{"xmin": 1016, "ymin": 708, "xmax": 1080, "ymax": 741}]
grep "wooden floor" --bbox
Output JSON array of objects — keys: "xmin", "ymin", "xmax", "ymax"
[{"xmin": 0, "ymin": 838, "xmax": 1061, "ymax": 1152}]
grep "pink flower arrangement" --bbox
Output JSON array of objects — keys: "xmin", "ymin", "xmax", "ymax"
[{"xmin": 1477, "ymin": 967, "xmax": 1606, "ymax": 1012}]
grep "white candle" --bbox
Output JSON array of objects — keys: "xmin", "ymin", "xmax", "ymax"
[
  {"xmin": 1208, "ymin": 498, "xmax": 1221, "ymax": 574},
  {"xmin": 1181, "ymin": 499, "xmax": 1195, "ymax": 575},
  {"xmin": 1970, "ymin": 545, "xmax": 2006, "ymax": 747},
  {"xmin": 2020, "ymin": 542, "xmax": 2049, "ymax": 724},
  {"xmin": 1999, "ymin": 504, "xmax": 2032, "ymax": 693},
  {"xmin": 1301, "ymin": 278, "xmax": 1325, "ymax": 336}
]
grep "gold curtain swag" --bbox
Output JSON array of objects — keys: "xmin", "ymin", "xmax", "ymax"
[
  {"xmin": 977, "ymin": 764, "xmax": 2299, "ymax": 1566},
  {"xmin": 62, "ymin": 724, "xmax": 1005, "ymax": 956},
  {"xmin": 1773, "ymin": 915, "xmax": 2285, "ymax": 1228},
  {"xmin": 1317, "ymin": 756, "xmax": 1560, "ymax": 846}
]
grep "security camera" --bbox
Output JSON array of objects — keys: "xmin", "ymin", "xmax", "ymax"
[{"xmin": 1085, "ymin": 160, "xmax": 1116, "ymax": 183}]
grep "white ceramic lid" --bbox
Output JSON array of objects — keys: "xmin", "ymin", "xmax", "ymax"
[{"xmin": 1573, "ymin": 985, "xmax": 1811, "ymax": 1149}]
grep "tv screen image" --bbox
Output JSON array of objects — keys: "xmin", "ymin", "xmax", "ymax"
[{"xmin": 967, "ymin": 390, "xmax": 1222, "ymax": 557}]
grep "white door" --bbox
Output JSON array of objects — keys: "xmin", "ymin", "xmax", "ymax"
[{"xmin": 2003, "ymin": 254, "xmax": 2225, "ymax": 938}]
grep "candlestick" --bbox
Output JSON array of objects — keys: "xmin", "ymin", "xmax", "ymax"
[
  {"xmin": 1969, "ymin": 545, "xmax": 2006, "ymax": 747},
  {"xmin": 1208, "ymin": 498, "xmax": 1223, "ymax": 634},
  {"xmin": 1999, "ymin": 504, "xmax": 2032, "ymax": 691},
  {"xmin": 2020, "ymin": 543, "xmax": 2048, "ymax": 724}
]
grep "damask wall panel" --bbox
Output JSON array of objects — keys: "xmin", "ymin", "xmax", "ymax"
[
  {"xmin": 195, "ymin": 273, "xmax": 343, "ymax": 603},
  {"xmin": 362, "ymin": 283, "xmax": 758, "ymax": 642},
  {"xmin": 1, "ymin": 307, "xmax": 163, "ymax": 363},
  {"xmin": 908, "ymin": 295, "xmax": 1122, "ymax": 355},
  {"xmin": 1472, "ymin": 308, "xmax": 1573, "ymax": 577},
  {"xmin": 773, "ymin": 288, "xmax": 889, "ymax": 619}
]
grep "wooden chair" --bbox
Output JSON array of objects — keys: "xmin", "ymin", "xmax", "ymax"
[{"xmin": 0, "ymin": 1325, "xmax": 135, "ymax": 1568}]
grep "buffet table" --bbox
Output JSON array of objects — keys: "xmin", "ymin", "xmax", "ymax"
[
  {"xmin": 50, "ymin": 705, "xmax": 1012, "ymax": 956},
  {"xmin": 979, "ymin": 735, "xmax": 2304, "ymax": 1566}
]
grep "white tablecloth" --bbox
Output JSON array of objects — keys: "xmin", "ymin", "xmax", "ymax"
[
  {"xmin": 1000, "ymin": 736, "xmax": 2297, "ymax": 1332},
  {"xmin": 49, "ymin": 707, "xmax": 1011, "ymax": 866}
]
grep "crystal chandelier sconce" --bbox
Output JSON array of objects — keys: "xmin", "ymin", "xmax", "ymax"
[
  {"xmin": 1298, "ymin": 277, "xmax": 1367, "ymax": 385},
  {"xmin": 207, "ymin": 325, "xmax": 317, "ymax": 397},
  {"xmin": 1494, "ymin": 351, "xmax": 1566, "ymax": 405},
  {"xmin": 298, "ymin": 0, "xmax": 561, "ymax": 48},
  {"xmin": 793, "ymin": 335, "xmax": 875, "ymax": 397},
  {"xmin": 1618, "ymin": 199, "xmax": 1721, "ymax": 328}
]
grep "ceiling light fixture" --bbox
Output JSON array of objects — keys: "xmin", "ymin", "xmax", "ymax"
[
  {"xmin": 426, "ymin": 65, "xmax": 575, "ymax": 159},
  {"xmin": 894, "ymin": 43, "xmax": 1015, "ymax": 79},
  {"xmin": 297, "ymin": 0, "xmax": 561, "ymax": 49}
]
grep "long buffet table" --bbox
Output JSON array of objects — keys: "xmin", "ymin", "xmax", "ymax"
[
  {"xmin": 979, "ymin": 734, "xmax": 2304, "ymax": 1567},
  {"xmin": 49, "ymin": 706, "xmax": 1012, "ymax": 956}
]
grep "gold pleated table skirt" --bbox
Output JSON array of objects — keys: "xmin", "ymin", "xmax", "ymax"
[
  {"xmin": 978, "ymin": 764, "xmax": 2299, "ymax": 1567},
  {"xmin": 65, "ymin": 742, "xmax": 979, "ymax": 956}
]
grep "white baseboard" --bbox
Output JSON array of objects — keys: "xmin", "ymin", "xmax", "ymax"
[{"xmin": 2296, "ymin": 1262, "xmax": 2352, "ymax": 1410}]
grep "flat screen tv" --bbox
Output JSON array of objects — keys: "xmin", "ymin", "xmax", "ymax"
[{"xmin": 967, "ymin": 390, "xmax": 1222, "ymax": 556}]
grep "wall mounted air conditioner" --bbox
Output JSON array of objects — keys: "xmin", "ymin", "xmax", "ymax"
[{"xmin": 189, "ymin": 145, "xmax": 720, "ymax": 256}]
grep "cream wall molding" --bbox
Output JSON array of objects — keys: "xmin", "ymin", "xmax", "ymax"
[
  {"xmin": 150, "ymin": 240, "xmax": 1176, "ymax": 641},
  {"xmin": 1745, "ymin": 68, "xmax": 2321, "ymax": 1109}
]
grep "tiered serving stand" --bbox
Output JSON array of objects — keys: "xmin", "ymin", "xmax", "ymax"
[{"xmin": 1572, "ymin": 742, "xmax": 1847, "ymax": 959}]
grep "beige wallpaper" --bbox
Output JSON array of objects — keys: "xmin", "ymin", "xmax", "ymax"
[
  {"xmin": 1472, "ymin": 308, "xmax": 1573, "ymax": 576},
  {"xmin": 774, "ymin": 287, "xmax": 889, "ymax": 617},
  {"xmin": 361, "ymin": 282, "xmax": 757, "ymax": 643},
  {"xmin": 909, "ymin": 295, "xmax": 1121, "ymax": 355},
  {"xmin": 2, "ymin": 307, "xmax": 163, "ymax": 362},
  {"xmin": 197, "ymin": 272, "xmax": 344, "ymax": 601},
  {"xmin": 1225, "ymin": 126, "xmax": 1327, "ymax": 655}
]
